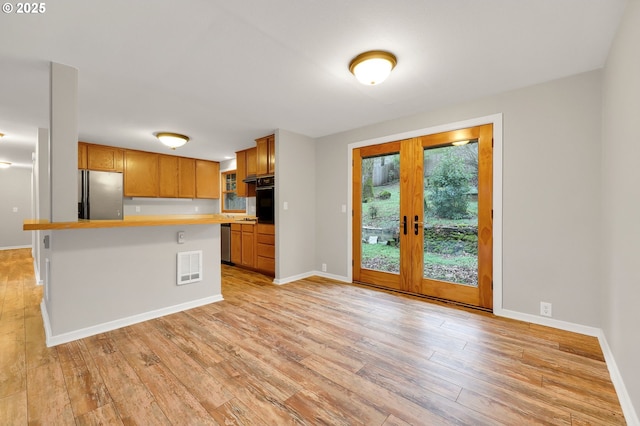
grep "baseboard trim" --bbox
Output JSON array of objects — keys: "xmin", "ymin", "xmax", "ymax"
[
  {"xmin": 0, "ymin": 245, "xmax": 31, "ymax": 251},
  {"xmin": 496, "ymin": 308, "xmax": 638, "ymax": 425},
  {"xmin": 273, "ymin": 270, "xmax": 351, "ymax": 285},
  {"xmin": 41, "ymin": 294, "xmax": 224, "ymax": 347},
  {"xmin": 32, "ymin": 259, "xmax": 42, "ymax": 285}
]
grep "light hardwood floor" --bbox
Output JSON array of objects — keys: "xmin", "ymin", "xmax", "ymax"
[{"xmin": 0, "ymin": 248, "xmax": 626, "ymax": 425}]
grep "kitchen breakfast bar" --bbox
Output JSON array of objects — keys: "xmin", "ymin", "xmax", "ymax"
[{"xmin": 24, "ymin": 215, "xmax": 236, "ymax": 346}]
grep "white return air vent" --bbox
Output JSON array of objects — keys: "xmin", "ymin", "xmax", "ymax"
[{"xmin": 177, "ymin": 251, "xmax": 203, "ymax": 285}]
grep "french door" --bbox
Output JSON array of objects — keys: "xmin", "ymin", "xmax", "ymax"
[{"xmin": 353, "ymin": 124, "xmax": 493, "ymax": 309}]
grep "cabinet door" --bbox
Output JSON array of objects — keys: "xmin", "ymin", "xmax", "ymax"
[
  {"xmin": 231, "ymin": 226, "xmax": 242, "ymax": 265},
  {"xmin": 241, "ymin": 224, "xmax": 255, "ymax": 267},
  {"xmin": 78, "ymin": 142, "xmax": 88, "ymax": 169},
  {"xmin": 246, "ymin": 147, "xmax": 257, "ymax": 176},
  {"xmin": 256, "ymin": 137, "xmax": 269, "ymax": 176},
  {"xmin": 195, "ymin": 160, "xmax": 220, "ymax": 199},
  {"xmin": 87, "ymin": 144, "xmax": 124, "ymax": 172},
  {"xmin": 158, "ymin": 155, "xmax": 179, "ymax": 198},
  {"xmin": 124, "ymin": 150, "xmax": 159, "ymax": 197},
  {"xmin": 268, "ymin": 135, "xmax": 275, "ymax": 174},
  {"xmin": 236, "ymin": 150, "xmax": 247, "ymax": 197},
  {"xmin": 178, "ymin": 157, "xmax": 196, "ymax": 198}
]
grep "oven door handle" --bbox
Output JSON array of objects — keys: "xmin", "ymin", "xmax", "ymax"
[{"xmin": 256, "ymin": 186, "xmax": 275, "ymax": 190}]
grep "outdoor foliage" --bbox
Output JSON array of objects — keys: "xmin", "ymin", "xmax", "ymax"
[
  {"xmin": 362, "ymin": 177, "xmax": 374, "ymax": 202},
  {"xmin": 427, "ymin": 151, "xmax": 471, "ymax": 219},
  {"xmin": 377, "ymin": 190, "xmax": 391, "ymax": 200}
]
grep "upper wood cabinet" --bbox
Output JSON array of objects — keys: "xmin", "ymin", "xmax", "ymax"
[
  {"xmin": 78, "ymin": 142, "xmax": 88, "ymax": 169},
  {"xmin": 158, "ymin": 155, "xmax": 179, "ymax": 198},
  {"xmin": 235, "ymin": 148, "xmax": 257, "ymax": 198},
  {"xmin": 195, "ymin": 160, "xmax": 220, "ymax": 199},
  {"xmin": 87, "ymin": 144, "xmax": 124, "ymax": 172},
  {"xmin": 178, "ymin": 157, "xmax": 196, "ymax": 198},
  {"xmin": 246, "ymin": 147, "xmax": 257, "ymax": 176},
  {"xmin": 256, "ymin": 134, "xmax": 275, "ymax": 176},
  {"xmin": 124, "ymin": 150, "xmax": 159, "ymax": 197}
]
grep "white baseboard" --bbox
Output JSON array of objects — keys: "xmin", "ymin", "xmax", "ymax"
[
  {"xmin": 41, "ymin": 294, "xmax": 224, "ymax": 347},
  {"xmin": 496, "ymin": 308, "xmax": 639, "ymax": 425},
  {"xmin": 0, "ymin": 245, "xmax": 31, "ymax": 251},
  {"xmin": 32, "ymin": 259, "xmax": 43, "ymax": 285},
  {"xmin": 273, "ymin": 270, "xmax": 351, "ymax": 285}
]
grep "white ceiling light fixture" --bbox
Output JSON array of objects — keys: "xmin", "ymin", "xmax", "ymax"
[
  {"xmin": 0, "ymin": 162, "xmax": 11, "ymax": 169},
  {"xmin": 349, "ymin": 50, "xmax": 397, "ymax": 85},
  {"xmin": 156, "ymin": 132, "xmax": 189, "ymax": 150},
  {"xmin": 0, "ymin": 132, "xmax": 4, "ymax": 139}
]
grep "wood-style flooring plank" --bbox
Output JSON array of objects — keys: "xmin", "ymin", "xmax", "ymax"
[{"xmin": 0, "ymin": 250, "xmax": 629, "ymax": 425}]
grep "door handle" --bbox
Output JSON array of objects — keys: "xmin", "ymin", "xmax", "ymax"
[
  {"xmin": 403, "ymin": 216, "xmax": 407, "ymax": 235},
  {"xmin": 414, "ymin": 215, "xmax": 424, "ymax": 235}
]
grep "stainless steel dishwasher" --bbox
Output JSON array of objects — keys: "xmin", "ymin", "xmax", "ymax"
[{"xmin": 221, "ymin": 223, "xmax": 232, "ymax": 265}]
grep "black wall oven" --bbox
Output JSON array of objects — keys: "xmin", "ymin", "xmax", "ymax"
[{"xmin": 256, "ymin": 175, "xmax": 275, "ymax": 224}]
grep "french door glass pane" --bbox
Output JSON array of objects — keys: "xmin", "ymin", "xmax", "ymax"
[
  {"xmin": 423, "ymin": 141, "xmax": 479, "ymax": 286},
  {"xmin": 360, "ymin": 153, "xmax": 401, "ymax": 274}
]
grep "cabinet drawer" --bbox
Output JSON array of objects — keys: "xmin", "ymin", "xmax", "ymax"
[
  {"xmin": 231, "ymin": 223, "xmax": 242, "ymax": 231},
  {"xmin": 256, "ymin": 223, "xmax": 275, "ymax": 235},
  {"xmin": 257, "ymin": 256, "xmax": 275, "ymax": 273},
  {"xmin": 241, "ymin": 224, "xmax": 254, "ymax": 232},
  {"xmin": 257, "ymin": 242, "xmax": 275, "ymax": 259},
  {"xmin": 257, "ymin": 233, "xmax": 275, "ymax": 245}
]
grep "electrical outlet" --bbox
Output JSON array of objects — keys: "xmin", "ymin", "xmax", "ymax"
[
  {"xmin": 195, "ymin": 206, "xmax": 199, "ymax": 212},
  {"xmin": 177, "ymin": 231, "xmax": 186, "ymax": 244},
  {"xmin": 135, "ymin": 206, "xmax": 141, "ymax": 213},
  {"xmin": 321, "ymin": 263, "xmax": 327, "ymax": 272},
  {"xmin": 540, "ymin": 302, "xmax": 552, "ymax": 317}
]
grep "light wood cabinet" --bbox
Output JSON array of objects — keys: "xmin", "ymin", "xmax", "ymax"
[
  {"xmin": 256, "ymin": 223, "xmax": 275, "ymax": 275},
  {"xmin": 246, "ymin": 147, "xmax": 257, "ymax": 176},
  {"xmin": 230, "ymin": 223, "xmax": 255, "ymax": 267},
  {"xmin": 195, "ymin": 160, "xmax": 220, "ymax": 199},
  {"xmin": 178, "ymin": 157, "xmax": 196, "ymax": 198},
  {"xmin": 87, "ymin": 144, "xmax": 124, "ymax": 172},
  {"xmin": 256, "ymin": 134, "xmax": 275, "ymax": 176},
  {"xmin": 158, "ymin": 155, "xmax": 179, "ymax": 198},
  {"xmin": 235, "ymin": 148, "xmax": 257, "ymax": 198},
  {"xmin": 124, "ymin": 150, "xmax": 159, "ymax": 197},
  {"xmin": 78, "ymin": 142, "xmax": 88, "ymax": 169}
]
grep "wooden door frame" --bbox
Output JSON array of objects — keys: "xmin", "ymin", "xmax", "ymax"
[{"xmin": 347, "ymin": 114, "xmax": 503, "ymax": 312}]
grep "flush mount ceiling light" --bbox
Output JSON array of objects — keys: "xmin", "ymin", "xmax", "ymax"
[
  {"xmin": 0, "ymin": 132, "xmax": 4, "ymax": 139},
  {"xmin": 156, "ymin": 132, "xmax": 189, "ymax": 150},
  {"xmin": 0, "ymin": 162, "xmax": 11, "ymax": 169},
  {"xmin": 349, "ymin": 50, "xmax": 397, "ymax": 85}
]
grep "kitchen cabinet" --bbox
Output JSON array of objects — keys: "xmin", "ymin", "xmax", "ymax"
[
  {"xmin": 87, "ymin": 144, "xmax": 124, "ymax": 172},
  {"xmin": 235, "ymin": 148, "xmax": 256, "ymax": 197},
  {"xmin": 195, "ymin": 160, "xmax": 220, "ymax": 199},
  {"xmin": 256, "ymin": 223, "xmax": 275, "ymax": 275},
  {"xmin": 246, "ymin": 147, "xmax": 257, "ymax": 176},
  {"xmin": 256, "ymin": 134, "xmax": 275, "ymax": 176},
  {"xmin": 230, "ymin": 223, "xmax": 255, "ymax": 267},
  {"xmin": 178, "ymin": 157, "xmax": 196, "ymax": 198},
  {"xmin": 124, "ymin": 150, "xmax": 159, "ymax": 197},
  {"xmin": 78, "ymin": 142, "xmax": 88, "ymax": 169},
  {"xmin": 158, "ymin": 155, "xmax": 179, "ymax": 198}
]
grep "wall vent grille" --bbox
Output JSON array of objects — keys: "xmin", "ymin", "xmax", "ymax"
[{"xmin": 177, "ymin": 250, "xmax": 203, "ymax": 285}]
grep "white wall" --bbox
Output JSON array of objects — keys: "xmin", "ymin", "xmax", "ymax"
[
  {"xmin": 46, "ymin": 224, "xmax": 221, "ymax": 341},
  {"xmin": 602, "ymin": 0, "xmax": 640, "ymax": 417},
  {"xmin": 275, "ymin": 129, "xmax": 317, "ymax": 281},
  {"xmin": 315, "ymin": 70, "xmax": 603, "ymax": 327},
  {"xmin": 0, "ymin": 167, "xmax": 33, "ymax": 249},
  {"xmin": 123, "ymin": 198, "xmax": 218, "ymax": 216}
]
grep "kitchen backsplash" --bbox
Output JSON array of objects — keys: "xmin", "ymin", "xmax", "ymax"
[{"xmin": 123, "ymin": 198, "xmax": 219, "ymax": 216}]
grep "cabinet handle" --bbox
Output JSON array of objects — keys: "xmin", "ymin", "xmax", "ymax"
[{"xmin": 403, "ymin": 216, "xmax": 407, "ymax": 235}]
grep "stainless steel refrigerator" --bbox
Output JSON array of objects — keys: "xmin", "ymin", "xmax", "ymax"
[{"xmin": 78, "ymin": 170, "xmax": 123, "ymax": 220}]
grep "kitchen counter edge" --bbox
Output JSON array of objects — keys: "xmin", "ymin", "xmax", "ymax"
[{"xmin": 23, "ymin": 215, "xmax": 255, "ymax": 231}]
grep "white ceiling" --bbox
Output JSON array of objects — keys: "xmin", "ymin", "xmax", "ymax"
[{"xmin": 0, "ymin": 0, "xmax": 627, "ymax": 168}]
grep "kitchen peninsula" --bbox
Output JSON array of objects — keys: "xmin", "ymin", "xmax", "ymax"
[{"xmin": 24, "ymin": 214, "xmax": 239, "ymax": 346}]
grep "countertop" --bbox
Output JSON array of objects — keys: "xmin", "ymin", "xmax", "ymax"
[{"xmin": 23, "ymin": 214, "xmax": 258, "ymax": 231}]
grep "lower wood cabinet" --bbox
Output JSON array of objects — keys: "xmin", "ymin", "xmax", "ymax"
[
  {"xmin": 256, "ymin": 223, "xmax": 275, "ymax": 275},
  {"xmin": 230, "ymin": 222, "xmax": 275, "ymax": 276},
  {"xmin": 231, "ymin": 223, "xmax": 255, "ymax": 268}
]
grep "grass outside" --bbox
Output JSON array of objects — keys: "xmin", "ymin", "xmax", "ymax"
[{"xmin": 361, "ymin": 181, "xmax": 478, "ymax": 286}]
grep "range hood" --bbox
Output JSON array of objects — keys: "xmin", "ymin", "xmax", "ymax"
[{"xmin": 242, "ymin": 174, "xmax": 257, "ymax": 184}]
